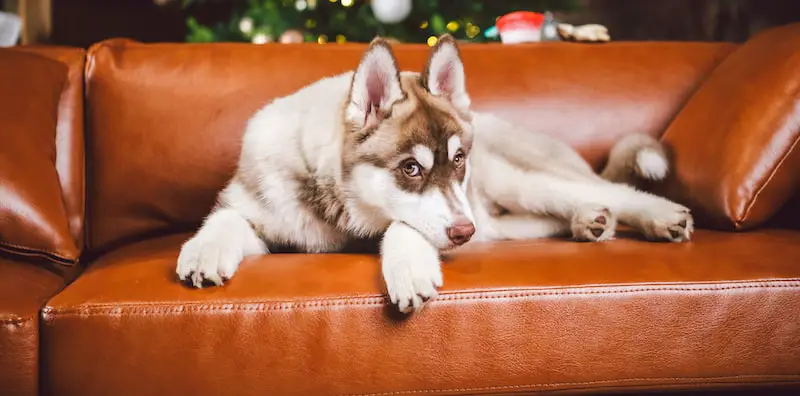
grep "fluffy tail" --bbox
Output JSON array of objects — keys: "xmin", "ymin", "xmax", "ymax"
[{"xmin": 600, "ymin": 134, "xmax": 669, "ymax": 185}]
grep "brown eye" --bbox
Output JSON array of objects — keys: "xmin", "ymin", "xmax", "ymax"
[
  {"xmin": 453, "ymin": 151, "xmax": 465, "ymax": 168},
  {"xmin": 401, "ymin": 160, "xmax": 422, "ymax": 177}
]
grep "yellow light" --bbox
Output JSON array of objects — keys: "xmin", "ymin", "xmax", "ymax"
[
  {"xmin": 466, "ymin": 23, "xmax": 480, "ymax": 39},
  {"xmin": 427, "ymin": 36, "xmax": 438, "ymax": 47},
  {"xmin": 305, "ymin": 19, "xmax": 317, "ymax": 28},
  {"xmin": 336, "ymin": 34, "xmax": 347, "ymax": 44},
  {"xmin": 329, "ymin": 0, "xmax": 337, "ymax": 2},
  {"xmin": 317, "ymin": 34, "xmax": 328, "ymax": 44},
  {"xmin": 446, "ymin": 21, "xmax": 460, "ymax": 32},
  {"xmin": 341, "ymin": 0, "xmax": 354, "ymax": 6},
  {"xmin": 420, "ymin": 21, "xmax": 429, "ymax": 29}
]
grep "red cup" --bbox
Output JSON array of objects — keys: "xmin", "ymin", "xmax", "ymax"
[{"xmin": 496, "ymin": 11, "xmax": 545, "ymax": 43}]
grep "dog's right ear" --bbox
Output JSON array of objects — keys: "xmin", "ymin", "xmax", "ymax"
[{"xmin": 346, "ymin": 38, "xmax": 404, "ymax": 130}]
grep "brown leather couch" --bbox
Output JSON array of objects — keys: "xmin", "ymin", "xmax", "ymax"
[{"xmin": 1, "ymin": 22, "xmax": 799, "ymax": 396}]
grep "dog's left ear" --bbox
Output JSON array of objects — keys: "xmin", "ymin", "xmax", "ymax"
[
  {"xmin": 346, "ymin": 38, "xmax": 404, "ymax": 130},
  {"xmin": 421, "ymin": 34, "xmax": 470, "ymax": 115}
]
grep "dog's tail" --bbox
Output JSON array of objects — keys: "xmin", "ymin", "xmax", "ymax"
[{"xmin": 600, "ymin": 133, "xmax": 669, "ymax": 185}]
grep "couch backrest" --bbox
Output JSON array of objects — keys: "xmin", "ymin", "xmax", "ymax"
[{"xmin": 83, "ymin": 39, "xmax": 735, "ymax": 253}]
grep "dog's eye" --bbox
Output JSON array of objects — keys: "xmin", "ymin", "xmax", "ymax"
[
  {"xmin": 453, "ymin": 151, "xmax": 465, "ymax": 167},
  {"xmin": 401, "ymin": 160, "xmax": 422, "ymax": 177}
]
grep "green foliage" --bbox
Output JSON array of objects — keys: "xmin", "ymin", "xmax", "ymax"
[{"xmin": 183, "ymin": 0, "xmax": 581, "ymax": 44}]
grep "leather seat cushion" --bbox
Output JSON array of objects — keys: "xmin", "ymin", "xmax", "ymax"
[
  {"xmin": 0, "ymin": 258, "xmax": 68, "ymax": 396},
  {"xmin": 41, "ymin": 231, "xmax": 800, "ymax": 395}
]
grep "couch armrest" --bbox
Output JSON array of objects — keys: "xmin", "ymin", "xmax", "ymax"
[{"xmin": 654, "ymin": 23, "xmax": 800, "ymax": 231}]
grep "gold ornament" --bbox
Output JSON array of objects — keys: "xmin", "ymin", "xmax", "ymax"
[{"xmin": 466, "ymin": 23, "xmax": 480, "ymax": 39}]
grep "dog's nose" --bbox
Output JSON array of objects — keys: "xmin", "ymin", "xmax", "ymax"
[{"xmin": 447, "ymin": 222, "xmax": 475, "ymax": 246}]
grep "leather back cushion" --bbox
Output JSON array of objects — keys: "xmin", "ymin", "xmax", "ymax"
[
  {"xmin": 84, "ymin": 39, "xmax": 734, "ymax": 252},
  {"xmin": 13, "ymin": 46, "xmax": 87, "ymax": 265},
  {"xmin": 655, "ymin": 23, "xmax": 800, "ymax": 230},
  {"xmin": 0, "ymin": 49, "xmax": 79, "ymax": 264}
]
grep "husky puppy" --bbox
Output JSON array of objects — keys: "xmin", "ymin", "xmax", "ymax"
[{"xmin": 176, "ymin": 35, "xmax": 693, "ymax": 312}]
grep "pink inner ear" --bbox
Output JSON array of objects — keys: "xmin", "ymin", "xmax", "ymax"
[
  {"xmin": 366, "ymin": 68, "xmax": 387, "ymax": 110},
  {"xmin": 364, "ymin": 68, "xmax": 387, "ymax": 125},
  {"xmin": 435, "ymin": 61, "xmax": 454, "ymax": 96}
]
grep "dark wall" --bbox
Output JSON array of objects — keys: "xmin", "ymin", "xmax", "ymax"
[
  {"xmin": 559, "ymin": 0, "xmax": 800, "ymax": 42},
  {"xmin": 48, "ymin": 0, "xmax": 800, "ymax": 48},
  {"xmin": 51, "ymin": 0, "xmax": 187, "ymax": 48}
]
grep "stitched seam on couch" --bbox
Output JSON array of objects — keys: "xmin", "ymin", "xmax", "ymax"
[
  {"xmin": 338, "ymin": 375, "xmax": 800, "ymax": 396},
  {"xmin": 41, "ymin": 280, "xmax": 800, "ymax": 316},
  {"xmin": 738, "ymin": 126, "xmax": 800, "ymax": 228},
  {"xmin": 0, "ymin": 241, "xmax": 76, "ymax": 266}
]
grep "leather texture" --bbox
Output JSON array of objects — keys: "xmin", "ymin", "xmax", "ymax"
[
  {"xmin": 14, "ymin": 46, "xmax": 87, "ymax": 257},
  {"xmin": 42, "ymin": 230, "xmax": 800, "ymax": 396},
  {"xmin": 0, "ymin": 49, "xmax": 79, "ymax": 264},
  {"xmin": 83, "ymin": 39, "xmax": 734, "ymax": 253},
  {"xmin": 0, "ymin": 257, "xmax": 67, "ymax": 396},
  {"xmin": 656, "ymin": 23, "xmax": 800, "ymax": 230}
]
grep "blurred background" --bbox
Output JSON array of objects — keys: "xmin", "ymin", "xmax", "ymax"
[{"xmin": 2, "ymin": 0, "xmax": 800, "ymax": 48}]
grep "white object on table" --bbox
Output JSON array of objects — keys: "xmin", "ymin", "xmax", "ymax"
[{"xmin": 0, "ymin": 11, "xmax": 22, "ymax": 47}]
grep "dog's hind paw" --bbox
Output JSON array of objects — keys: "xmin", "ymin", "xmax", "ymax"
[
  {"xmin": 571, "ymin": 205, "xmax": 617, "ymax": 242},
  {"xmin": 641, "ymin": 205, "xmax": 694, "ymax": 242}
]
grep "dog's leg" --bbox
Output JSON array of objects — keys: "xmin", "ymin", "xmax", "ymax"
[
  {"xmin": 482, "ymin": 171, "xmax": 618, "ymax": 242},
  {"xmin": 482, "ymin": 214, "xmax": 570, "ymax": 241},
  {"xmin": 381, "ymin": 221, "xmax": 442, "ymax": 313},
  {"xmin": 484, "ymin": 171, "xmax": 691, "ymax": 242},
  {"xmin": 531, "ymin": 177, "xmax": 694, "ymax": 242},
  {"xmin": 176, "ymin": 207, "xmax": 267, "ymax": 287}
]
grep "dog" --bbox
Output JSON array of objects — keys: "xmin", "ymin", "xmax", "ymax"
[{"xmin": 176, "ymin": 34, "xmax": 694, "ymax": 313}]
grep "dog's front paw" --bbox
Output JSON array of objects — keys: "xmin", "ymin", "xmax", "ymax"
[
  {"xmin": 641, "ymin": 204, "xmax": 694, "ymax": 242},
  {"xmin": 571, "ymin": 205, "xmax": 617, "ymax": 242},
  {"xmin": 176, "ymin": 235, "xmax": 243, "ymax": 288},
  {"xmin": 381, "ymin": 222, "xmax": 443, "ymax": 314},
  {"xmin": 383, "ymin": 249, "xmax": 443, "ymax": 313}
]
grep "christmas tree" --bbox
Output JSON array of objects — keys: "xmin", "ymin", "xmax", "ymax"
[{"xmin": 182, "ymin": 0, "xmax": 581, "ymax": 45}]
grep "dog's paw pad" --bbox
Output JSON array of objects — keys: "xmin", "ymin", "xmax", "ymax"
[
  {"xmin": 644, "ymin": 206, "xmax": 694, "ymax": 243},
  {"xmin": 572, "ymin": 206, "xmax": 617, "ymax": 242}
]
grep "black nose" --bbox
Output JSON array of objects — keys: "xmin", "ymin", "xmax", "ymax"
[{"xmin": 447, "ymin": 222, "xmax": 475, "ymax": 246}]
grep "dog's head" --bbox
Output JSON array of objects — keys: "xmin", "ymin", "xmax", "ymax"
[{"xmin": 341, "ymin": 35, "xmax": 475, "ymax": 251}]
